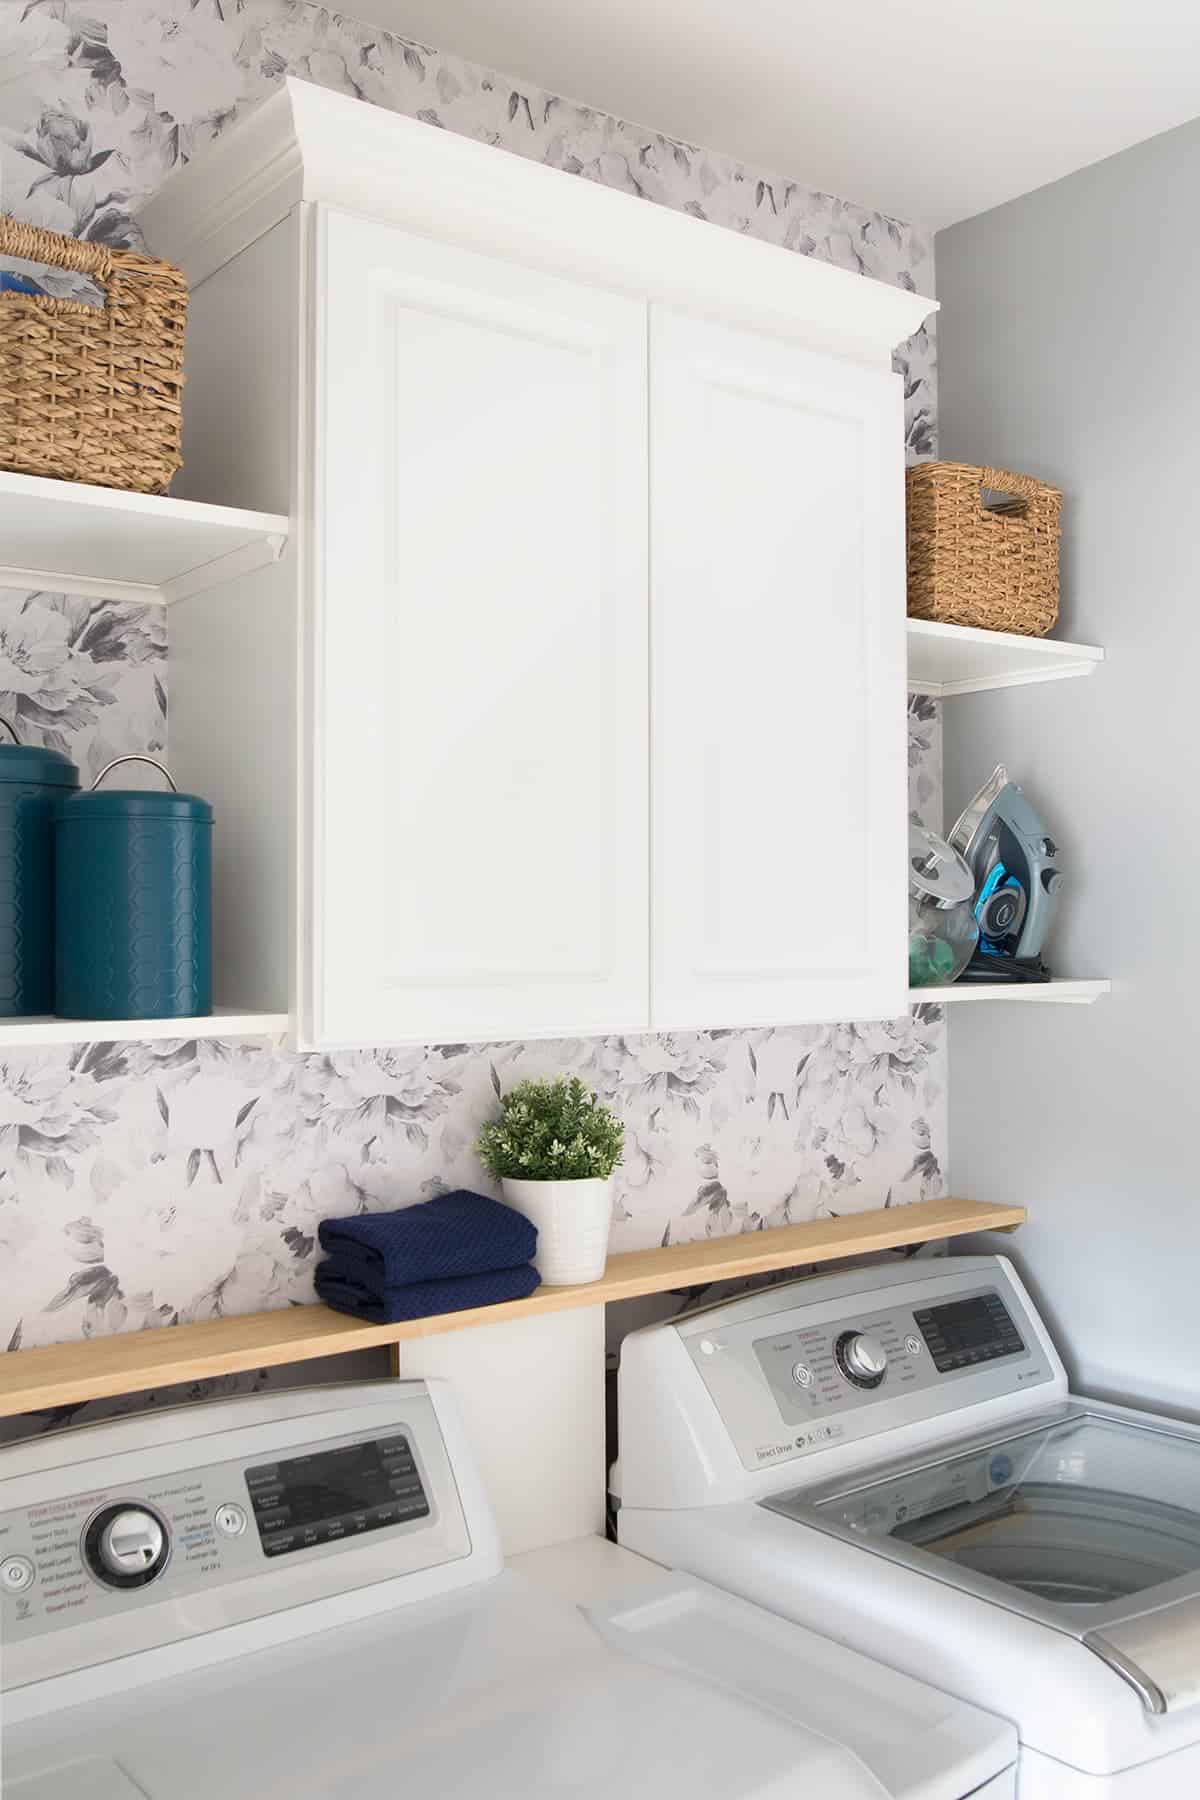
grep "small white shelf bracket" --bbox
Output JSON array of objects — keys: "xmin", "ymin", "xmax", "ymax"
[{"xmin": 160, "ymin": 530, "xmax": 288, "ymax": 606}]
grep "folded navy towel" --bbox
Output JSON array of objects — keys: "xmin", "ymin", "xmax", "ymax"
[
  {"xmin": 315, "ymin": 1259, "xmax": 540, "ymax": 1324},
  {"xmin": 317, "ymin": 1191, "xmax": 536, "ymax": 1285}
]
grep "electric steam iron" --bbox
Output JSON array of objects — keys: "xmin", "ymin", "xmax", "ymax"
[{"xmin": 948, "ymin": 765, "xmax": 1063, "ymax": 982}]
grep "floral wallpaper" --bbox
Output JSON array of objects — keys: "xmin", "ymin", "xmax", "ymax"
[
  {"xmin": 0, "ymin": 588, "xmax": 165, "ymax": 780},
  {"xmin": 0, "ymin": 1, "xmax": 944, "ymax": 1367}
]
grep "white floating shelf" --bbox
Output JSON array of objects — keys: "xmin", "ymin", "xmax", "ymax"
[
  {"xmin": 907, "ymin": 619, "xmax": 1104, "ymax": 697},
  {"xmin": 910, "ymin": 979, "xmax": 1110, "ymax": 1007},
  {"xmin": 0, "ymin": 1009, "xmax": 290, "ymax": 1047},
  {"xmin": 0, "ymin": 469, "xmax": 289, "ymax": 607}
]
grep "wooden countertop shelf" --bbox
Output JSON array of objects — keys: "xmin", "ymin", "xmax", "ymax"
[{"xmin": 0, "ymin": 1197, "xmax": 1023, "ymax": 1419}]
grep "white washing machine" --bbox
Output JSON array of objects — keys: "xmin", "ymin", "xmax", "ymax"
[
  {"xmin": 615, "ymin": 1253, "xmax": 1200, "ymax": 1797},
  {"xmin": 0, "ymin": 1378, "xmax": 1016, "ymax": 1799}
]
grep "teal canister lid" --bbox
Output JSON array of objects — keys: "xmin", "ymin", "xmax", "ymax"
[
  {"xmin": 56, "ymin": 789, "xmax": 212, "ymax": 823},
  {"xmin": 53, "ymin": 755, "xmax": 212, "ymax": 823},
  {"xmin": 0, "ymin": 743, "xmax": 79, "ymax": 787}
]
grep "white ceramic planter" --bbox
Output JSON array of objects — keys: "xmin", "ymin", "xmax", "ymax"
[{"xmin": 501, "ymin": 1176, "xmax": 613, "ymax": 1286}]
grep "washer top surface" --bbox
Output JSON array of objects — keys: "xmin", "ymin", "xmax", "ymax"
[{"xmin": 5, "ymin": 1538, "xmax": 1013, "ymax": 1800}]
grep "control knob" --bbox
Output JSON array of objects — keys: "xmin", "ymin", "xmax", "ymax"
[
  {"xmin": 84, "ymin": 1503, "xmax": 170, "ymax": 1590},
  {"xmin": 836, "ymin": 1330, "xmax": 889, "ymax": 1390}
]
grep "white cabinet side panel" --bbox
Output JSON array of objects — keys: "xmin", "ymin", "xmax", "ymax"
[
  {"xmin": 649, "ymin": 308, "xmax": 908, "ymax": 1029},
  {"xmin": 169, "ymin": 549, "xmax": 294, "ymax": 1017},
  {"xmin": 167, "ymin": 219, "xmax": 301, "ymax": 1019},
  {"xmin": 313, "ymin": 208, "xmax": 649, "ymax": 1047},
  {"xmin": 169, "ymin": 214, "xmax": 298, "ymax": 516}
]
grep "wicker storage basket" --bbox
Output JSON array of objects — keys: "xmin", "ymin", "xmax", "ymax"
[
  {"xmin": 906, "ymin": 460, "xmax": 1062, "ymax": 637},
  {"xmin": 0, "ymin": 218, "xmax": 186, "ymax": 494}
]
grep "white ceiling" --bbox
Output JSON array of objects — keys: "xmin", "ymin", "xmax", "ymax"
[{"xmin": 351, "ymin": 0, "xmax": 1200, "ymax": 230}]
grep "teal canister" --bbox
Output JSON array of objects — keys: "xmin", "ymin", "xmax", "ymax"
[
  {"xmin": 55, "ymin": 756, "xmax": 213, "ymax": 1020},
  {"xmin": 0, "ymin": 721, "xmax": 80, "ymax": 1016}
]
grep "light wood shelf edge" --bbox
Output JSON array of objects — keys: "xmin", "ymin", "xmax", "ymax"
[{"xmin": 0, "ymin": 1197, "xmax": 1024, "ymax": 1418}]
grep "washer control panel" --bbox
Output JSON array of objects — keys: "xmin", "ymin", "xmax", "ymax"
[
  {"xmin": 681, "ymin": 1262, "xmax": 1053, "ymax": 1474},
  {"xmin": 0, "ymin": 1384, "xmax": 473, "ymax": 1698},
  {"xmin": 0, "ymin": 1429, "xmax": 433, "ymax": 1649},
  {"xmin": 754, "ymin": 1287, "xmax": 1028, "ymax": 1428}
]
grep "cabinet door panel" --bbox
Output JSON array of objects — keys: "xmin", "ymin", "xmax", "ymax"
[
  {"xmin": 649, "ymin": 308, "xmax": 907, "ymax": 1028},
  {"xmin": 312, "ymin": 210, "xmax": 648, "ymax": 1045}
]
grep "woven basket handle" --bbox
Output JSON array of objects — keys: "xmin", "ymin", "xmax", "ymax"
[
  {"xmin": 0, "ymin": 219, "xmax": 113, "ymax": 291},
  {"xmin": 979, "ymin": 466, "xmax": 1049, "ymax": 504}
]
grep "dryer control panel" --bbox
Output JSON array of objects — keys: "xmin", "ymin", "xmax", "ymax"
[
  {"xmin": 0, "ymin": 1382, "xmax": 494, "ymax": 1709},
  {"xmin": 0, "ymin": 1424, "xmax": 434, "ymax": 1655},
  {"xmin": 643, "ymin": 1257, "xmax": 1060, "ymax": 1481}
]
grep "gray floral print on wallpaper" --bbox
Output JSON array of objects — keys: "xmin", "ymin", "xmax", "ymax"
[
  {"xmin": 0, "ymin": 589, "xmax": 165, "ymax": 780},
  {"xmin": 0, "ymin": 0, "xmax": 944, "ymax": 1353},
  {"xmin": 0, "ymin": 975, "xmax": 947, "ymax": 1354}
]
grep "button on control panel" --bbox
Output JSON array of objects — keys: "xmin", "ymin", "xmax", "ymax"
[
  {"xmin": 214, "ymin": 1503, "xmax": 247, "ymax": 1539},
  {"xmin": 1, "ymin": 1555, "xmax": 35, "ymax": 1594}
]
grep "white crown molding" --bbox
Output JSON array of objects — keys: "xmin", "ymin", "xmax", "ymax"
[
  {"xmin": 138, "ymin": 79, "xmax": 935, "ymax": 365},
  {"xmin": 140, "ymin": 85, "xmax": 306, "ymax": 292}
]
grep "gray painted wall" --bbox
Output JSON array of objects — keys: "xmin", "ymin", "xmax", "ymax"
[{"xmin": 937, "ymin": 117, "xmax": 1200, "ymax": 1416}]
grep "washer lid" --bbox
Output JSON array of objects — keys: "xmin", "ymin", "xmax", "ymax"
[
  {"xmin": 4, "ymin": 1565, "xmax": 1013, "ymax": 1800},
  {"xmin": 588, "ymin": 1572, "xmax": 1015, "ymax": 1799},
  {"xmin": 782, "ymin": 1401, "xmax": 1200, "ymax": 1716}
]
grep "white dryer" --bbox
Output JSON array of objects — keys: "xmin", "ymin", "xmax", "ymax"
[
  {"xmin": 615, "ymin": 1254, "xmax": 1200, "ymax": 1797},
  {"xmin": 0, "ymin": 1379, "xmax": 1015, "ymax": 1799}
]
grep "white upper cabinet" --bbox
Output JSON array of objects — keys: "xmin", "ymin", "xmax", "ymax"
[
  {"xmin": 649, "ymin": 310, "xmax": 909, "ymax": 1028},
  {"xmin": 142, "ymin": 80, "xmax": 933, "ymax": 1049},
  {"xmin": 312, "ymin": 212, "xmax": 650, "ymax": 1046}
]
